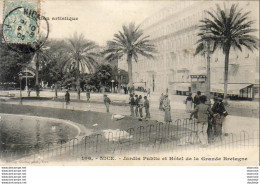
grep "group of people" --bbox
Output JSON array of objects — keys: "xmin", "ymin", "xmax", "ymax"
[
  {"xmin": 188, "ymin": 91, "xmax": 228, "ymax": 147},
  {"xmin": 128, "ymin": 92, "xmax": 172, "ymax": 122},
  {"xmin": 65, "ymin": 89, "xmax": 228, "ymax": 148},
  {"xmin": 185, "ymin": 91, "xmax": 202, "ymax": 113},
  {"xmin": 129, "ymin": 94, "xmax": 150, "ymax": 119}
]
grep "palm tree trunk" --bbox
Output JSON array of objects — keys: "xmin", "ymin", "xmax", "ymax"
[
  {"xmin": 54, "ymin": 82, "xmax": 58, "ymax": 98},
  {"xmin": 76, "ymin": 59, "xmax": 80, "ymax": 100},
  {"xmin": 35, "ymin": 52, "xmax": 40, "ymax": 97},
  {"xmin": 223, "ymin": 47, "xmax": 230, "ymax": 103},
  {"xmin": 127, "ymin": 53, "xmax": 133, "ymax": 93}
]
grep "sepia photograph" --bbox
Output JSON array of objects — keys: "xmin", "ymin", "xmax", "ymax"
[{"xmin": 0, "ymin": 0, "xmax": 259, "ymax": 166}]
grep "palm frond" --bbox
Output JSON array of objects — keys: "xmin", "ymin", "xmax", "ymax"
[
  {"xmin": 64, "ymin": 33, "xmax": 99, "ymax": 74},
  {"xmin": 196, "ymin": 3, "xmax": 258, "ymax": 56}
]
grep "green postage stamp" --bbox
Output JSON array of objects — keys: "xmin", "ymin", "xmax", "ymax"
[{"xmin": 2, "ymin": 0, "xmax": 39, "ymax": 44}]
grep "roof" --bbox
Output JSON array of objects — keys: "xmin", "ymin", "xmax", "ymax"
[
  {"xmin": 211, "ymin": 84, "xmax": 253, "ymax": 95},
  {"xmin": 133, "ymin": 82, "xmax": 146, "ymax": 88},
  {"xmin": 175, "ymin": 83, "xmax": 191, "ymax": 91}
]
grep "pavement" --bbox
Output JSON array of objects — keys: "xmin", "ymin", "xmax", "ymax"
[
  {"xmin": 0, "ymin": 89, "xmax": 259, "ymax": 135},
  {"xmin": 3, "ymin": 89, "xmax": 260, "ymax": 109}
]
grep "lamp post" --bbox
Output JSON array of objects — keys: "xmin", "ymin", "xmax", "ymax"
[
  {"xmin": 18, "ymin": 73, "xmax": 23, "ymax": 104},
  {"xmin": 117, "ymin": 69, "xmax": 121, "ymax": 93},
  {"xmin": 111, "ymin": 80, "xmax": 115, "ymax": 93},
  {"xmin": 25, "ymin": 67, "xmax": 28, "ymax": 92},
  {"xmin": 204, "ymin": 39, "xmax": 214, "ymax": 105}
]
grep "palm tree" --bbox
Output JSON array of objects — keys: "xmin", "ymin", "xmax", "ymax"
[
  {"xmin": 195, "ymin": 4, "xmax": 258, "ymax": 102},
  {"xmin": 30, "ymin": 41, "xmax": 52, "ymax": 97},
  {"xmin": 104, "ymin": 23, "xmax": 156, "ymax": 92},
  {"xmin": 41, "ymin": 40, "xmax": 68, "ymax": 98},
  {"xmin": 64, "ymin": 33, "xmax": 99, "ymax": 99}
]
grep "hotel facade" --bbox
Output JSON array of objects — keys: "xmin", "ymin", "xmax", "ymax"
[{"xmin": 118, "ymin": 1, "xmax": 259, "ymax": 99}]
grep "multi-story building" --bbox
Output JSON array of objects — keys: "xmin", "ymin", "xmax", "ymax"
[{"xmin": 118, "ymin": 1, "xmax": 259, "ymax": 99}]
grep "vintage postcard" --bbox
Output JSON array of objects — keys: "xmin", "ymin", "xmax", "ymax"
[{"xmin": 0, "ymin": 0, "xmax": 259, "ymax": 166}]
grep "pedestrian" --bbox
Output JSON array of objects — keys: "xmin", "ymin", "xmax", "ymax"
[
  {"xmin": 193, "ymin": 91, "xmax": 201, "ymax": 108},
  {"xmin": 129, "ymin": 94, "xmax": 135, "ymax": 117},
  {"xmin": 185, "ymin": 93, "xmax": 193, "ymax": 113},
  {"xmin": 138, "ymin": 95, "xmax": 144, "ymax": 118},
  {"xmin": 207, "ymin": 96, "xmax": 219, "ymax": 143},
  {"xmin": 159, "ymin": 93, "xmax": 164, "ymax": 111},
  {"xmin": 147, "ymin": 88, "xmax": 150, "ymax": 97},
  {"xmin": 27, "ymin": 88, "xmax": 31, "ymax": 97},
  {"xmin": 163, "ymin": 95, "xmax": 172, "ymax": 123},
  {"xmin": 190, "ymin": 95, "xmax": 214, "ymax": 147},
  {"xmin": 134, "ymin": 95, "xmax": 139, "ymax": 117},
  {"xmin": 144, "ymin": 96, "xmax": 150, "ymax": 119},
  {"xmin": 212, "ymin": 96, "xmax": 228, "ymax": 136},
  {"xmin": 104, "ymin": 94, "xmax": 111, "ymax": 113},
  {"xmin": 86, "ymin": 90, "xmax": 90, "ymax": 102},
  {"xmin": 65, "ymin": 90, "xmax": 70, "ymax": 108}
]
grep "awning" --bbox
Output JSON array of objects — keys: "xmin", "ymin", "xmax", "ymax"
[
  {"xmin": 133, "ymin": 82, "xmax": 145, "ymax": 88},
  {"xmin": 175, "ymin": 83, "xmax": 191, "ymax": 91},
  {"xmin": 211, "ymin": 84, "xmax": 253, "ymax": 95}
]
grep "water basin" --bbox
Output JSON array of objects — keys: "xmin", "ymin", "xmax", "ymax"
[{"xmin": 0, "ymin": 113, "xmax": 80, "ymax": 158}]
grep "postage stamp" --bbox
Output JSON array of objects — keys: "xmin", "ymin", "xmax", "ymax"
[{"xmin": 2, "ymin": 0, "xmax": 40, "ymax": 44}]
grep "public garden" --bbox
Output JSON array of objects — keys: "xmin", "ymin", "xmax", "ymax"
[{"xmin": 0, "ymin": 2, "xmax": 259, "ymax": 163}]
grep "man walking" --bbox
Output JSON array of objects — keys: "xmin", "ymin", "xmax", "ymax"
[
  {"xmin": 190, "ymin": 95, "xmax": 214, "ymax": 147},
  {"xmin": 129, "ymin": 94, "xmax": 135, "ymax": 116},
  {"xmin": 138, "ymin": 95, "xmax": 144, "ymax": 118},
  {"xmin": 159, "ymin": 93, "xmax": 164, "ymax": 111},
  {"xmin": 193, "ymin": 91, "xmax": 201, "ymax": 108},
  {"xmin": 65, "ymin": 90, "xmax": 70, "ymax": 109},
  {"xmin": 144, "ymin": 96, "xmax": 150, "ymax": 119},
  {"xmin": 86, "ymin": 90, "xmax": 90, "ymax": 102},
  {"xmin": 212, "ymin": 96, "xmax": 228, "ymax": 136},
  {"xmin": 134, "ymin": 95, "xmax": 139, "ymax": 117},
  {"xmin": 104, "ymin": 94, "xmax": 111, "ymax": 113},
  {"xmin": 163, "ymin": 94, "xmax": 172, "ymax": 123}
]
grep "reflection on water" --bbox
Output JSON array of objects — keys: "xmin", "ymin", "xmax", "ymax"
[{"xmin": 0, "ymin": 114, "xmax": 78, "ymax": 156}]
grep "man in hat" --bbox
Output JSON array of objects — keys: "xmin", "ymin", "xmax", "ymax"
[
  {"xmin": 104, "ymin": 94, "xmax": 111, "ymax": 113},
  {"xmin": 65, "ymin": 90, "xmax": 70, "ymax": 109},
  {"xmin": 208, "ymin": 96, "xmax": 219, "ymax": 141},
  {"xmin": 214, "ymin": 96, "xmax": 228, "ymax": 136},
  {"xmin": 129, "ymin": 94, "xmax": 135, "ymax": 116},
  {"xmin": 193, "ymin": 91, "xmax": 201, "ymax": 108},
  {"xmin": 190, "ymin": 95, "xmax": 214, "ymax": 147},
  {"xmin": 144, "ymin": 96, "xmax": 150, "ymax": 119},
  {"xmin": 86, "ymin": 89, "xmax": 90, "ymax": 102},
  {"xmin": 134, "ymin": 95, "xmax": 139, "ymax": 117},
  {"xmin": 163, "ymin": 94, "xmax": 172, "ymax": 123},
  {"xmin": 138, "ymin": 95, "xmax": 144, "ymax": 118}
]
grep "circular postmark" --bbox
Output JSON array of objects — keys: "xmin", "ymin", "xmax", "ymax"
[
  {"xmin": 2, "ymin": 6, "xmax": 49, "ymax": 53},
  {"xmin": 3, "ymin": 7, "xmax": 39, "ymax": 44}
]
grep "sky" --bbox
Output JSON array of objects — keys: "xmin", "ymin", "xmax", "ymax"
[
  {"xmin": 0, "ymin": 0, "xmax": 259, "ymax": 46},
  {"xmin": 40, "ymin": 0, "xmax": 175, "ymax": 46}
]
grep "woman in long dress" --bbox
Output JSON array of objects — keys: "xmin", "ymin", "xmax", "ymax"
[
  {"xmin": 159, "ymin": 93, "xmax": 164, "ymax": 111},
  {"xmin": 163, "ymin": 95, "xmax": 172, "ymax": 122},
  {"xmin": 185, "ymin": 93, "xmax": 193, "ymax": 113}
]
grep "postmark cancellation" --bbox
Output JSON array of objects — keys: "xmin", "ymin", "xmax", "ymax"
[{"xmin": 2, "ymin": 0, "xmax": 40, "ymax": 44}]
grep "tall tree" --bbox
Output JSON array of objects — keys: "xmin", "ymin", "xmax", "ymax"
[
  {"xmin": 195, "ymin": 4, "xmax": 258, "ymax": 102},
  {"xmin": 64, "ymin": 33, "xmax": 99, "ymax": 99},
  {"xmin": 40, "ymin": 40, "xmax": 67, "ymax": 97},
  {"xmin": 104, "ymin": 23, "xmax": 156, "ymax": 92},
  {"xmin": 0, "ymin": 44, "xmax": 32, "ymax": 84}
]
